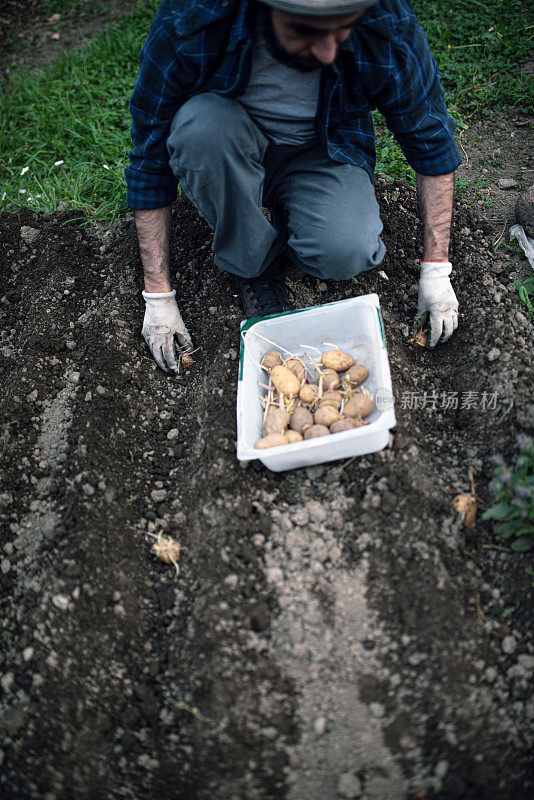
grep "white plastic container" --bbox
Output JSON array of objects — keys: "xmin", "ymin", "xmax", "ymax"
[{"xmin": 236, "ymin": 294, "xmax": 396, "ymax": 472}]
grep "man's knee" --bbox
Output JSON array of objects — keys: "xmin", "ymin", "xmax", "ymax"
[
  {"xmin": 289, "ymin": 225, "xmax": 385, "ymax": 280},
  {"xmin": 167, "ymin": 93, "xmax": 262, "ymax": 165}
]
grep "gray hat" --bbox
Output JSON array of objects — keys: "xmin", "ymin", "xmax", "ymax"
[{"xmin": 260, "ymin": 0, "xmax": 377, "ymax": 15}]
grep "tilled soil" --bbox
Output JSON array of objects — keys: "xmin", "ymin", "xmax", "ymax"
[{"xmin": 1, "ymin": 179, "xmax": 533, "ymax": 800}]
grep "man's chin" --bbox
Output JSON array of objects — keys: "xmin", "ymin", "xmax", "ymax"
[
  {"xmin": 288, "ymin": 56, "xmax": 322, "ymax": 73},
  {"xmin": 259, "ymin": 5, "xmax": 322, "ymax": 72},
  {"xmin": 269, "ymin": 47, "xmax": 322, "ymax": 72}
]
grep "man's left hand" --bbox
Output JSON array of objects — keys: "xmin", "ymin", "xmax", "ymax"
[{"xmin": 414, "ymin": 261, "xmax": 458, "ymax": 347}]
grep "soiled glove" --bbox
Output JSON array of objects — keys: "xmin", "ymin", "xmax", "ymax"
[
  {"xmin": 142, "ymin": 290, "xmax": 193, "ymax": 373},
  {"xmin": 414, "ymin": 261, "xmax": 459, "ymax": 347}
]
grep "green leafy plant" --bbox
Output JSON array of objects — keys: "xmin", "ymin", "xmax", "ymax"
[
  {"xmin": 514, "ymin": 275, "xmax": 534, "ymax": 322},
  {"xmin": 482, "ymin": 436, "xmax": 534, "ymax": 551}
]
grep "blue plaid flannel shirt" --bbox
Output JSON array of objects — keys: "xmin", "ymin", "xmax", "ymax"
[{"xmin": 126, "ymin": 0, "xmax": 461, "ymax": 209}]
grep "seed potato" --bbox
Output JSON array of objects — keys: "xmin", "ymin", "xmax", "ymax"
[
  {"xmin": 330, "ymin": 418, "xmax": 362, "ymax": 433},
  {"xmin": 285, "ymin": 430, "xmax": 303, "ymax": 444},
  {"xmin": 299, "ymin": 383, "xmax": 318, "ymax": 404},
  {"xmin": 321, "ymin": 350, "xmax": 355, "ymax": 372},
  {"xmin": 262, "ymin": 406, "xmax": 290, "ymax": 437},
  {"xmin": 318, "ymin": 390, "xmax": 342, "ymax": 409},
  {"xmin": 254, "ymin": 432, "xmax": 288, "ymax": 449},
  {"xmin": 342, "ymin": 364, "xmax": 368, "ymax": 389},
  {"xmin": 314, "ymin": 405, "xmax": 340, "ymax": 427},
  {"xmin": 289, "ymin": 406, "xmax": 314, "ymax": 433},
  {"xmin": 319, "ymin": 369, "xmax": 340, "ymax": 390},
  {"xmin": 343, "ymin": 393, "xmax": 373, "ymax": 419},
  {"xmin": 303, "ymin": 424, "xmax": 331, "ymax": 440},
  {"xmin": 261, "ymin": 349, "xmax": 283, "ymax": 371},
  {"xmin": 271, "ymin": 365, "xmax": 301, "ymax": 396},
  {"xmin": 283, "ymin": 357, "xmax": 306, "ymax": 382}
]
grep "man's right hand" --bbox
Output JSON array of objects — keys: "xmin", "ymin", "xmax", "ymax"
[{"xmin": 142, "ymin": 290, "xmax": 193, "ymax": 373}]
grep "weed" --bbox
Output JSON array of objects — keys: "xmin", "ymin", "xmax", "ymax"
[
  {"xmin": 374, "ymin": 114, "xmax": 415, "ymax": 184},
  {"xmin": 514, "ymin": 275, "xmax": 534, "ymax": 321},
  {"xmin": 482, "ymin": 436, "xmax": 534, "ymax": 551},
  {"xmin": 286, "ymin": 473, "xmax": 303, "ymax": 497},
  {"xmin": 454, "ymin": 175, "xmax": 497, "ymax": 207}
]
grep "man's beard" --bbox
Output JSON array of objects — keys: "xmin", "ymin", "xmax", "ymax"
[{"xmin": 258, "ymin": 5, "xmax": 323, "ymax": 73}]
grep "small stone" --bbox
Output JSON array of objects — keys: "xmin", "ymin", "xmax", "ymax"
[
  {"xmin": 517, "ymin": 654, "xmax": 534, "ymax": 671},
  {"xmin": 224, "ymin": 574, "xmax": 238, "ymax": 590},
  {"xmin": 1, "ymin": 672, "xmax": 14, "ymax": 693},
  {"xmin": 166, "ymin": 428, "xmax": 179, "ymax": 441},
  {"xmin": 20, "ymin": 226, "xmax": 40, "ymax": 245},
  {"xmin": 22, "ymin": 647, "xmax": 34, "ymax": 662},
  {"xmin": 435, "ymin": 760, "xmax": 449, "ymax": 779},
  {"xmin": 26, "ymin": 390, "xmax": 38, "ymax": 403},
  {"xmin": 261, "ymin": 726, "xmax": 278, "ymax": 740},
  {"xmin": 306, "ymin": 465, "xmax": 325, "ymax": 480},
  {"xmin": 369, "ymin": 702, "xmax": 385, "ymax": 718},
  {"xmin": 84, "ymin": 391, "xmax": 92, "ymax": 402},
  {"xmin": 2, "ymin": 705, "xmax": 27, "ymax": 735},
  {"xmin": 337, "ymin": 772, "xmax": 362, "ymax": 798},
  {"xmin": 52, "ymin": 594, "xmax": 69, "ymax": 611},
  {"xmin": 487, "ymin": 347, "xmax": 501, "ymax": 362},
  {"xmin": 1, "ymin": 558, "xmax": 10, "ymax": 574},
  {"xmin": 96, "ymin": 385, "xmax": 106, "ymax": 395},
  {"xmin": 150, "ymin": 489, "xmax": 167, "ymax": 503},
  {"xmin": 314, "ymin": 716, "xmax": 327, "ymax": 736},
  {"xmin": 484, "ymin": 667, "xmax": 498, "ymax": 683},
  {"xmin": 498, "ymin": 178, "xmax": 518, "ymax": 190},
  {"xmin": 502, "ymin": 635, "xmax": 517, "ymax": 655},
  {"xmin": 82, "ymin": 483, "xmax": 95, "ymax": 497},
  {"xmin": 68, "ymin": 372, "xmax": 80, "ymax": 385}
]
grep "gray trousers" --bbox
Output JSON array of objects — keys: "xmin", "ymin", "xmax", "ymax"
[{"xmin": 167, "ymin": 93, "xmax": 385, "ymax": 280}]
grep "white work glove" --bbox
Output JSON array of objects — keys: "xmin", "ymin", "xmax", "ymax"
[
  {"xmin": 414, "ymin": 261, "xmax": 459, "ymax": 347},
  {"xmin": 142, "ymin": 290, "xmax": 193, "ymax": 373}
]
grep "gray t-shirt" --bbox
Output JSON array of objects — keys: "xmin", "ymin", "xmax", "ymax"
[{"xmin": 237, "ymin": 32, "xmax": 321, "ymax": 146}]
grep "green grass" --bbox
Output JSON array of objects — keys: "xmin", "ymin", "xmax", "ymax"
[
  {"xmin": 376, "ymin": 0, "xmax": 533, "ymax": 181},
  {"xmin": 1, "ymin": 0, "xmax": 532, "ymax": 217},
  {"xmin": 0, "ymin": 0, "xmax": 159, "ymax": 219}
]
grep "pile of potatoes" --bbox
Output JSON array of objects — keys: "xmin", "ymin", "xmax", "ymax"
[{"xmin": 255, "ymin": 348, "xmax": 372, "ymax": 450}]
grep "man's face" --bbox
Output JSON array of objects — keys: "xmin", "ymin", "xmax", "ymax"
[{"xmin": 262, "ymin": 6, "xmax": 365, "ymax": 72}]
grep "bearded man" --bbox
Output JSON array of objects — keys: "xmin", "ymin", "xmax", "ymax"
[{"xmin": 126, "ymin": 0, "xmax": 461, "ymax": 373}]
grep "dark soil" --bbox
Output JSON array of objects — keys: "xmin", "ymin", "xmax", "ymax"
[{"xmin": 0, "ymin": 178, "xmax": 532, "ymax": 799}]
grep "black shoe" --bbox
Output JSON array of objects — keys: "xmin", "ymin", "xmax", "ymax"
[{"xmin": 235, "ymin": 266, "xmax": 291, "ymax": 318}]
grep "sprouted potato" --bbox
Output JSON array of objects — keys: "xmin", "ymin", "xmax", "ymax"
[
  {"xmin": 300, "ymin": 383, "xmax": 318, "ymax": 404},
  {"xmin": 342, "ymin": 364, "xmax": 368, "ymax": 389},
  {"xmin": 270, "ymin": 365, "xmax": 301, "ymax": 396},
  {"xmin": 254, "ymin": 343, "xmax": 372, "ymax": 449},
  {"xmin": 283, "ymin": 357, "xmax": 306, "ymax": 382},
  {"xmin": 303, "ymin": 424, "xmax": 330, "ymax": 439},
  {"xmin": 314, "ymin": 404, "xmax": 340, "ymax": 427},
  {"xmin": 263, "ymin": 406, "xmax": 290, "ymax": 436},
  {"xmin": 261, "ymin": 349, "xmax": 284, "ymax": 371},
  {"xmin": 320, "ymin": 368, "xmax": 340, "ymax": 390},
  {"xmin": 321, "ymin": 349, "xmax": 355, "ymax": 372}
]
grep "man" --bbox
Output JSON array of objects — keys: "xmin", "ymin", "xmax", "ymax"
[{"xmin": 126, "ymin": 0, "xmax": 461, "ymax": 374}]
